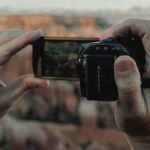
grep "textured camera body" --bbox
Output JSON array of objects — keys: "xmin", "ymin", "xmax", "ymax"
[{"xmin": 76, "ymin": 37, "xmax": 146, "ymax": 101}]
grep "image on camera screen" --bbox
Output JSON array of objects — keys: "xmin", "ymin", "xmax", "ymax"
[{"xmin": 43, "ymin": 41, "xmax": 79, "ymax": 78}]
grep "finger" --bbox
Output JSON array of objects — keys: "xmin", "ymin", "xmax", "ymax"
[
  {"xmin": 0, "ymin": 74, "xmax": 50, "ymax": 115},
  {"xmin": 100, "ymin": 25, "xmax": 120, "ymax": 40},
  {"xmin": 100, "ymin": 19, "xmax": 147, "ymax": 40},
  {"xmin": 0, "ymin": 29, "xmax": 24, "ymax": 46},
  {"xmin": 114, "ymin": 56, "xmax": 147, "ymax": 133},
  {"xmin": 0, "ymin": 29, "xmax": 44, "ymax": 65}
]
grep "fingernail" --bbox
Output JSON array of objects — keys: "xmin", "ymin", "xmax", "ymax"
[{"xmin": 115, "ymin": 57, "xmax": 133, "ymax": 75}]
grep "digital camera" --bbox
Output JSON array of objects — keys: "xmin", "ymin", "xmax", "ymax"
[{"xmin": 32, "ymin": 37, "xmax": 150, "ymax": 101}]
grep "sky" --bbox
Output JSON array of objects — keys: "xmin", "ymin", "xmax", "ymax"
[{"xmin": 0, "ymin": 0, "xmax": 150, "ymax": 13}]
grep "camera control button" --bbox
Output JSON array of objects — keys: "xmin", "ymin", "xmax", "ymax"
[
  {"xmin": 103, "ymin": 46, "xmax": 109, "ymax": 51},
  {"xmin": 115, "ymin": 46, "xmax": 122, "ymax": 51},
  {"xmin": 111, "ymin": 46, "xmax": 116, "ymax": 50},
  {"xmin": 96, "ymin": 46, "xmax": 101, "ymax": 51}
]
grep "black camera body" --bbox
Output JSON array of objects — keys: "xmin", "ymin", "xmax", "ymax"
[
  {"xmin": 33, "ymin": 37, "xmax": 150, "ymax": 101},
  {"xmin": 76, "ymin": 37, "xmax": 147, "ymax": 101}
]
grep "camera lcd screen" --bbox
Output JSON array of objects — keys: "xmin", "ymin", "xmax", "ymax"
[{"xmin": 42, "ymin": 38, "xmax": 98, "ymax": 80}]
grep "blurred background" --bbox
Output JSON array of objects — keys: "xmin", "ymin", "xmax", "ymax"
[{"xmin": 0, "ymin": 0, "xmax": 149, "ymax": 149}]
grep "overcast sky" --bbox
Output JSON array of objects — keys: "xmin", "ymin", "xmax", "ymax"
[{"xmin": 0, "ymin": 0, "xmax": 150, "ymax": 12}]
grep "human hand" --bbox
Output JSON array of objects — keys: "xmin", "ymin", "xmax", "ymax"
[
  {"xmin": 100, "ymin": 19, "xmax": 150, "ymax": 149},
  {"xmin": 0, "ymin": 29, "xmax": 49, "ymax": 117}
]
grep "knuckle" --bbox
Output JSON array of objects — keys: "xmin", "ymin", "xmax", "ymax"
[
  {"xmin": 116, "ymin": 75, "xmax": 141, "ymax": 92},
  {"xmin": 22, "ymin": 74, "xmax": 35, "ymax": 88},
  {"xmin": 22, "ymin": 74, "xmax": 34, "ymax": 82}
]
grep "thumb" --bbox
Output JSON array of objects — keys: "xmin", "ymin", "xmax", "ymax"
[
  {"xmin": 0, "ymin": 74, "xmax": 50, "ymax": 115},
  {"xmin": 114, "ymin": 56, "xmax": 147, "ymax": 133}
]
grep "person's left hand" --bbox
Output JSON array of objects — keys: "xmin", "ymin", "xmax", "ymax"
[{"xmin": 0, "ymin": 29, "xmax": 49, "ymax": 117}]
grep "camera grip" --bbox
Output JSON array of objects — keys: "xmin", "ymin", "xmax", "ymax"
[{"xmin": 86, "ymin": 55, "xmax": 117, "ymax": 101}]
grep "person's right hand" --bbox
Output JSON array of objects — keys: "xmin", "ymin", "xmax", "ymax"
[{"xmin": 100, "ymin": 19, "xmax": 150, "ymax": 150}]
